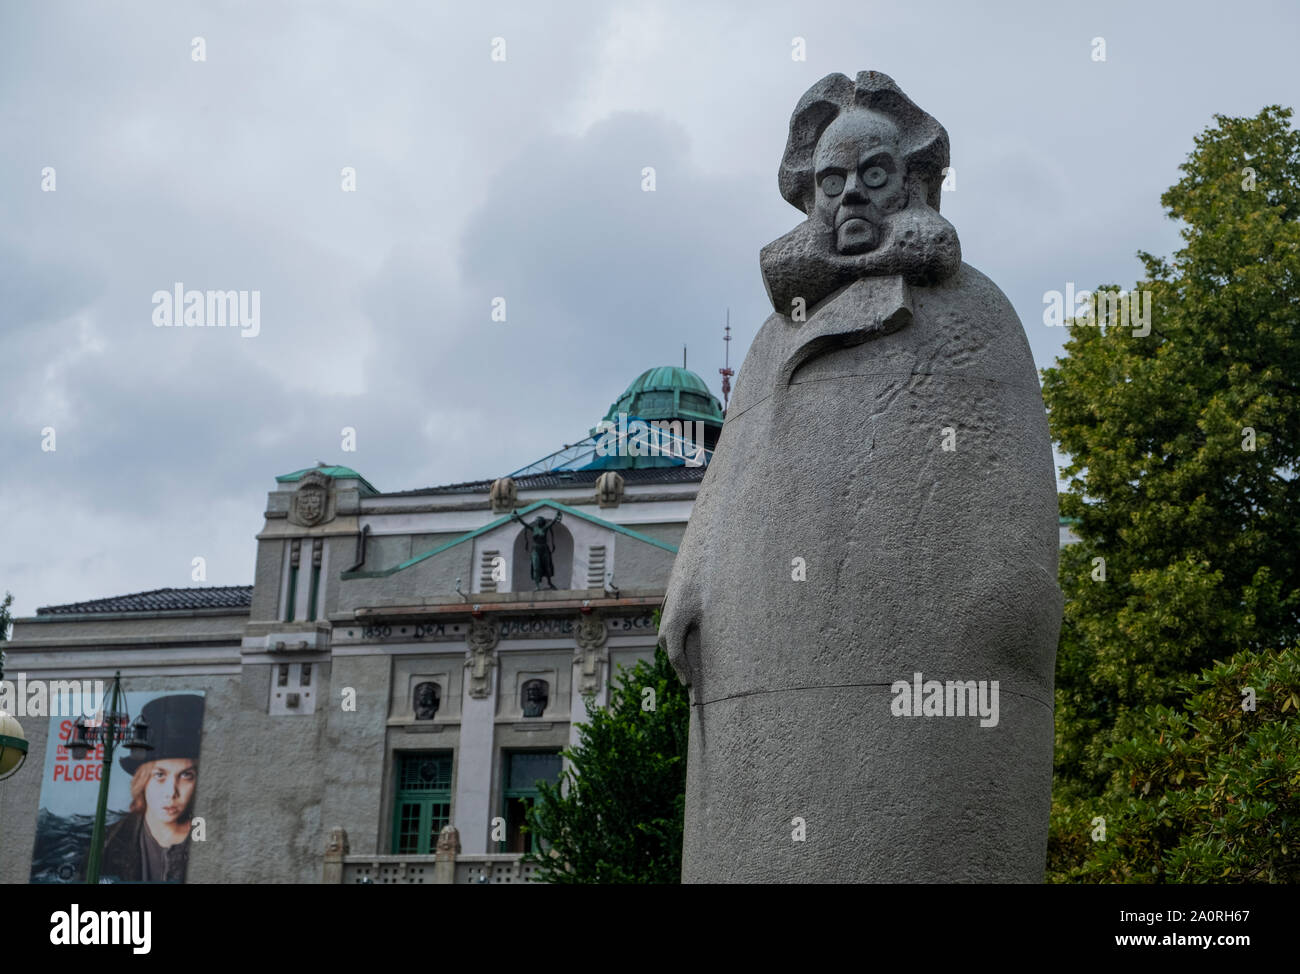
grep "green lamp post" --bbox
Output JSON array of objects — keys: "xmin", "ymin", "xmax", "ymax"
[{"xmin": 65, "ymin": 671, "xmax": 153, "ymax": 884}]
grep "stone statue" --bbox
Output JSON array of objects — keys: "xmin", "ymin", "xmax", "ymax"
[
  {"xmin": 658, "ymin": 71, "xmax": 1062, "ymax": 883},
  {"xmin": 511, "ymin": 509, "xmax": 564, "ymax": 590}
]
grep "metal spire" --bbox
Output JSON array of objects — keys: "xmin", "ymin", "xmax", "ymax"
[{"xmin": 719, "ymin": 309, "xmax": 734, "ymax": 412}]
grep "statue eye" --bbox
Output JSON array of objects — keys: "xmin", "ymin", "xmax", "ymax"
[
  {"xmin": 820, "ymin": 172, "xmax": 845, "ymax": 197},
  {"xmin": 862, "ymin": 166, "xmax": 889, "ymax": 188}
]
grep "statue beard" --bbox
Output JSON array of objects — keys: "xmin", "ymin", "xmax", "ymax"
[
  {"xmin": 834, "ymin": 212, "xmax": 881, "ymax": 255},
  {"xmin": 759, "ymin": 197, "xmax": 963, "ymax": 314},
  {"xmin": 830, "ymin": 196, "xmax": 900, "ymax": 256}
]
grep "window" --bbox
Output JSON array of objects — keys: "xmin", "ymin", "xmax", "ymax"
[
  {"xmin": 391, "ymin": 752, "xmax": 452, "ymax": 855},
  {"xmin": 500, "ymin": 750, "xmax": 562, "ymax": 854}
]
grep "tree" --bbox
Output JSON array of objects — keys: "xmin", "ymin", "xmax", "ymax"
[
  {"xmin": 522, "ymin": 640, "xmax": 689, "ymax": 883},
  {"xmin": 1043, "ymin": 107, "xmax": 1300, "ymax": 881},
  {"xmin": 0, "ymin": 592, "xmax": 13, "ymax": 675}
]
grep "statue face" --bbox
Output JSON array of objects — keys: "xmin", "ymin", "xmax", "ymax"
[
  {"xmin": 521, "ymin": 679, "xmax": 548, "ymax": 717},
  {"xmin": 813, "ymin": 110, "xmax": 908, "ymax": 255},
  {"xmin": 414, "ymin": 681, "xmax": 439, "ymax": 719}
]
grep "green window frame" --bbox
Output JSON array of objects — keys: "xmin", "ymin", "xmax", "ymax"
[
  {"xmin": 499, "ymin": 750, "xmax": 563, "ymax": 854},
  {"xmin": 391, "ymin": 751, "xmax": 453, "ymax": 855}
]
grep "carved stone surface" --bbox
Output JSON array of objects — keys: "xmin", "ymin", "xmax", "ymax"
[
  {"xmin": 490, "ymin": 477, "xmax": 517, "ymax": 514},
  {"xmin": 324, "ymin": 826, "xmax": 349, "ymax": 859},
  {"xmin": 595, "ymin": 470, "xmax": 624, "ymax": 508},
  {"xmin": 290, "ymin": 470, "xmax": 334, "ymax": 527},
  {"xmin": 435, "ymin": 824, "xmax": 461, "ymax": 858},
  {"xmin": 574, "ymin": 615, "xmax": 607, "ymax": 695},
  {"xmin": 465, "ymin": 620, "xmax": 499, "ymax": 699},
  {"xmin": 575, "ymin": 614, "xmax": 607, "ymax": 650},
  {"xmin": 659, "ymin": 71, "xmax": 1062, "ymax": 883}
]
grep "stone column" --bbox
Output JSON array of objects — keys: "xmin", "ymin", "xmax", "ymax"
[
  {"xmin": 453, "ymin": 619, "xmax": 498, "ymax": 854},
  {"xmin": 434, "ymin": 825, "xmax": 460, "ymax": 884},
  {"xmin": 322, "ymin": 827, "xmax": 348, "ymax": 884},
  {"xmin": 569, "ymin": 615, "xmax": 608, "ymax": 757}
]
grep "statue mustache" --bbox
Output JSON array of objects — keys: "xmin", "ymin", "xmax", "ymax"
[{"xmin": 834, "ymin": 203, "xmax": 879, "ymax": 228}]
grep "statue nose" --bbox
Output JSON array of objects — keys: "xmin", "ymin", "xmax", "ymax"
[{"xmin": 842, "ymin": 171, "xmax": 867, "ymax": 201}]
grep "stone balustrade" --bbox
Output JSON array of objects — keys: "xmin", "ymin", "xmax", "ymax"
[{"xmin": 323, "ymin": 825, "xmax": 543, "ymax": 884}]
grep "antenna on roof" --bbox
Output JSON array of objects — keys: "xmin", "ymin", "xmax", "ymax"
[
  {"xmin": 719, "ymin": 309, "xmax": 734, "ymax": 412},
  {"xmin": 683, "ymin": 344, "xmax": 687, "ymax": 369}
]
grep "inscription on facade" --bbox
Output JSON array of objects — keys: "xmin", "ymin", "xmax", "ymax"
[{"xmin": 357, "ymin": 613, "xmax": 655, "ymax": 642}]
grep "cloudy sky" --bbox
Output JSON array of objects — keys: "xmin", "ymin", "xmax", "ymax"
[{"xmin": 2, "ymin": 0, "xmax": 1296, "ymax": 617}]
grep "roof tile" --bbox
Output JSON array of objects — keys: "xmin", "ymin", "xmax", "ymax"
[{"xmin": 36, "ymin": 586, "xmax": 253, "ymax": 616}]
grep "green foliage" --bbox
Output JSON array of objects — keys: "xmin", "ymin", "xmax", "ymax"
[
  {"xmin": 0, "ymin": 592, "xmax": 12, "ymax": 680},
  {"xmin": 1050, "ymin": 647, "xmax": 1300, "ymax": 882},
  {"xmin": 1043, "ymin": 107, "xmax": 1300, "ymax": 882},
  {"xmin": 521, "ymin": 639, "xmax": 689, "ymax": 883}
]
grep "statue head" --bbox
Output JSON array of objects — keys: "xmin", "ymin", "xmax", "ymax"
[
  {"xmin": 413, "ymin": 681, "xmax": 440, "ymax": 720},
  {"xmin": 779, "ymin": 71, "xmax": 950, "ymax": 253},
  {"xmin": 521, "ymin": 678, "xmax": 549, "ymax": 718},
  {"xmin": 760, "ymin": 71, "xmax": 961, "ymax": 308},
  {"xmin": 811, "ymin": 109, "xmax": 910, "ymax": 255},
  {"xmin": 532, "ymin": 516, "xmax": 547, "ymax": 529}
]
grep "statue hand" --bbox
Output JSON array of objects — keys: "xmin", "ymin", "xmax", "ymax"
[{"xmin": 658, "ymin": 565, "xmax": 704, "ymax": 693}]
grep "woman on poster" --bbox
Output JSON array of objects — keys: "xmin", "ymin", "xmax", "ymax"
[{"xmin": 99, "ymin": 694, "xmax": 203, "ymax": 883}]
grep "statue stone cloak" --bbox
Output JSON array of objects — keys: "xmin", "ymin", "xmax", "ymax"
[{"xmin": 659, "ymin": 71, "xmax": 1062, "ymax": 883}]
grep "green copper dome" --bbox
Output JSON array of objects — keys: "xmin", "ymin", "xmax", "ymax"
[
  {"xmin": 276, "ymin": 463, "xmax": 378, "ymax": 495},
  {"xmin": 601, "ymin": 367, "xmax": 725, "ymax": 427}
]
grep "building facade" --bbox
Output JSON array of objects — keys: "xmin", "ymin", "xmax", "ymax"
[
  {"xmin": 1, "ymin": 364, "xmax": 1079, "ymax": 884},
  {"xmin": 0, "ymin": 367, "xmax": 721, "ymax": 884}
]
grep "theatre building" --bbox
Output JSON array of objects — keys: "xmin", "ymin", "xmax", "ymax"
[{"xmin": 0, "ymin": 367, "xmax": 724, "ymax": 884}]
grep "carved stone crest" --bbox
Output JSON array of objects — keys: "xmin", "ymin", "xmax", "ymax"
[
  {"xmin": 291, "ymin": 470, "xmax": 333, "ymax": 527},
  {"xmin": 465, "ymin": 618, "xmax": 499, "ymax": 698}
]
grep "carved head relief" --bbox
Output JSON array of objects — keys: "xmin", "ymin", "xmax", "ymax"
[
  {"xmin": 413, "ymin": 681, "xmax": 441, "ymax": 720},
  {"xmin": 521, "ymin": 678, "xmax": 549, "ymax": 718}
]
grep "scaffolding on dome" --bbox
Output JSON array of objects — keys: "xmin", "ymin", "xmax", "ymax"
[{"xmin": 507, "ymin": 417, "xmax": 714, "ymax": 479}]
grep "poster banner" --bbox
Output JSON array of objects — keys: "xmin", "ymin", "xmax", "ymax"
[{"xmin": 30, "ymin": 691, "xmax": 206, "ymax": 884}]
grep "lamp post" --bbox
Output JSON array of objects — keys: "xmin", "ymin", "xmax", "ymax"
[
  {"xmin": 0, "ymin": 650, "xmax": 30, "ymax": 782},
  {"xmin": 65, "ymin": 670, "xmax": 152, "ymax": 884}
]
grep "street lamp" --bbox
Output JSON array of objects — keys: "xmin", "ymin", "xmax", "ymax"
[
  {"xmin": 0, "ymin": 650, "xmax": 30, "ymax": 782},
  {"xmin": 65, "ymin": 670, "xmax": 152, "ymax": 884}
]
